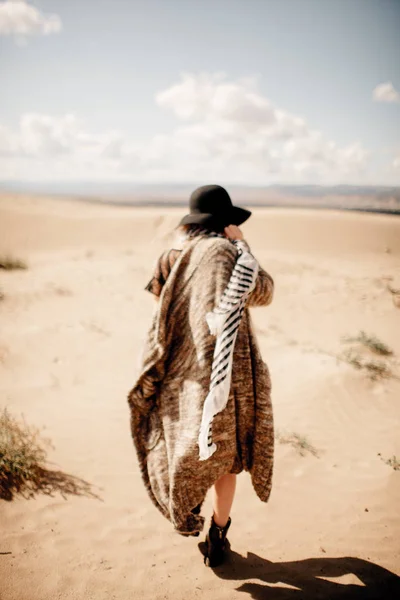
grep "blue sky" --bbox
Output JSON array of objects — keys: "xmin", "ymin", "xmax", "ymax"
[{"xmin": 1, "ymin": 0, "xmax": 399, "ymax": 185}]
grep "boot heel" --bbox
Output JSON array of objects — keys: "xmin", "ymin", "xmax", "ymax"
[{"xmin": 204, "ymin": 516, "xmax": 231, "ymax": 567}]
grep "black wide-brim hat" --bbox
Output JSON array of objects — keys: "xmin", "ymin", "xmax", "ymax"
[{"xmin": 178, "ymin": 185, "xmax": 251, "ymax": 231}]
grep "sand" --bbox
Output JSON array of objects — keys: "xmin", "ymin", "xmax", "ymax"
[{"xmin": 0, "ymin": 193, "xmax": 399, "ymax": 599}]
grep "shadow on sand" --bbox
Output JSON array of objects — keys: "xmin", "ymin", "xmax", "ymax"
[
  {"xmin": 198, "ymin": 542, "xmax": 400, "ymax": 599},
  {"xmin": 0, "ymin": 466, "xmax": 102, "ymax": 502}
]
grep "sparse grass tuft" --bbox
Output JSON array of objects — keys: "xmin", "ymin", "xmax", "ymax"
[
  {"xmin": 276, "ymin": 430, "xmax": 319, "ymax": 457},
  {"xmin": 0, "ymin": 255, "xmax": 27, "ymax": 271},
  {"xmin": 52, "ymin": 286, "xmax": 73, "ymax": 297},
  {"xmin": 387, "ymin": 284, "xmax": 400, "ymax": 296},
  {"xmin": 341, "ymin": 350, "xmax": 393, "ymax": 381},
  {"xmin": 339, "ymin": 331, "xmax": 396, "ymax": 381},
  {"xmin": 384, "ymin": 456, "xmax": 400, "ymax": 471},
  {"xmin": 0, "ymin": 408, "xmax": 52, "ymax": 499},
  {"xmin": 342, "ymin": 331, "xmax": 393, "ymax": 356},
  {"xmin": 379, "ymin": 453, "xmax": 400, "ymax": 471},
  {"xmin": 387, "ymin": 284, "xmax": 400, "ymax": 309}
]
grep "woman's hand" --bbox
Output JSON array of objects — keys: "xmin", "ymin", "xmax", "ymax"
[{"xmin": 224, "ymin": 224, "xmax": 244, "ymax": 241}]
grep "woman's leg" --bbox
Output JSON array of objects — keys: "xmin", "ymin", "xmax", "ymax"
[{"xmin": 212, "ymin": 473, "xmax": 236, "ymax": 527}]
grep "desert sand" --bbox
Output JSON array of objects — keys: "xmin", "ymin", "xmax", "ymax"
[{"xmin": 1, "ymin": 193, "xmax": 400, "ymax": 599}]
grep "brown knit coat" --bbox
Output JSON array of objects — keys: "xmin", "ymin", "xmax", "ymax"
[{"xmin": 127, "ymin": 234, "xmax": 274, "ymax": 535}]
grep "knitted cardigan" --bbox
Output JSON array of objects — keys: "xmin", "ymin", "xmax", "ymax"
[{"xmin": 127, "ymin": 234, "xmax": 274, "ymax": 535}]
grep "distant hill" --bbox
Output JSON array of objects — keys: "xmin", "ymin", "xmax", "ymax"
[
  {"xmin": 267, "ymin": 185, "xmax": 400, "ymax": 199},
  {"xmin": 1, "ymin": 181, "xmax": 399, "ymax": 214}
]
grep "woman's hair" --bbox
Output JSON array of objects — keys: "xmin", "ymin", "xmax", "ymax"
[
  {"xmin": 177, "ymin": 223, "xmax": 208, "ymax": 236},
  {"xmin": 173, "ymin": 223, "xmax": 225, "ymax": 246},
  {"xmin": 176, "ymin": 223, "xmax": 224, "ymax": 236}
]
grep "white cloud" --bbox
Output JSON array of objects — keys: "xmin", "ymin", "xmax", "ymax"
[
  {"xmin": 282, "ymin": 135, "xmax": 368, "ymax": 179},
  {"xmin": 393, "ymin": 154, "xmax": 400, "ymax": 170},
  {"xmin": 0, "ymin": 0, "xmax": 61, "ymax": 38},
  {"xmin": 156, "ymin": 72, "xmax": 308, "ymax": 139},
  {"xmin": 0, "ymin": 113, "xmax": 130, "ymax": 180},
  {"xmin": 152, "ymin": 73, "xmax": 368, "ymax": 182},
  {"xmin": 19, "ymin": 113, "xmax": 79, "ymax": 155},
  {"xmin": 0, "ymin": 123, "xmax": 19, "ymax": 155},
  {"xmin": 0, "ymin": 73, "xmax": 373, "ymax": 184},
  {"xmin": 5, "ymin": 113, "xmax": 125, "ymax": 159},
  {"xmin": 372, "ymin": 82, "xmax": 400, "ymax": 104}
]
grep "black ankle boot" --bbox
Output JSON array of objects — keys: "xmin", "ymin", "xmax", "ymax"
[{"xmin": 204, "ymin": 515, "xmax": 231, "ymax": 567}]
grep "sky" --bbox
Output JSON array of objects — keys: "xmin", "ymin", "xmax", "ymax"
[{"xmin": 0, "ymin": 0, "xmax": 399, "ymax": 186}]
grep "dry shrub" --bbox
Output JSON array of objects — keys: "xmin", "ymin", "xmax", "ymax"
[
  {"xmin": 0, "ymin": 408, "xmax": 52, "ymax": 499},
  {"xmin": 387, "ymin": 284, "xmax": 400, "ymax": 309},
  {"xmin": 342, "ymin": 331, "xmax": 393, "ymax": 356},
  {"xmin": 340, "ymin": 331, "xmax": 396, "ymax": 381},
  {"xmin": 0, "ymin": 408, "xmax": 100, "ymax": 501},
  {"xmin": 384, "ymin": 456, "xmax": 400, "ymax": 471},
  {"xmin": 0, "ymin": 256, "xmax": 27, "ymax": 271},
  {"xmin": 275, "ymin": 430, "xmax": 319, "ymax": 457},
  {"xmin": 342, "ymin": 350, "xmax": 394, "ymax": 381}
]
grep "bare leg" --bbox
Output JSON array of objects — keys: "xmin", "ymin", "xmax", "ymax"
[{"xmin": 212, "ymin": 473, "xmax": 236, "ymax": 527}]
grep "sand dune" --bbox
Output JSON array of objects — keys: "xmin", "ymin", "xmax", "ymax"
[{"xmin": 1, "ymin": 194, "xmax": 399, "ymax": 599}]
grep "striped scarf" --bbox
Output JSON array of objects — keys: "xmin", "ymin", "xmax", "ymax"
[
  {"xmin": 173, "ymin": 225, "xmax": 259, "ymax": 460},
  {"xmin": 198, "ymin": 238, "xmax": 259, "ymax": 460}
]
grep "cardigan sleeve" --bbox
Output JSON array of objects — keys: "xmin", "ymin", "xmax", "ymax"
[
  {"xmin": 240, "ymin": 240, "xmax": 274, "ymax": 308},
  {"xmin": 246, "ymin": 266, "xmax": 274, "ymax": 307},
  {"xmin": 144, "ymin": 248, "xmax": 182, "ymax": 297}
]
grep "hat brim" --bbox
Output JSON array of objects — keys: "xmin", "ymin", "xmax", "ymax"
[
  {"xmin": 178, "ymin": 212, "xmax": 219, "ymax": 229},
  {"xmin": 230, "ymin": 205, "xmax": 252, "ymax": 226},
  {"xmin": 178, "ymin": 205, "xmax": 252, "ymax": 229}
]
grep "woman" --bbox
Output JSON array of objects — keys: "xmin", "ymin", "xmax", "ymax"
[{"xmin": 128, "ymin": 185, "xmax": 274, "ymax": 567}]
